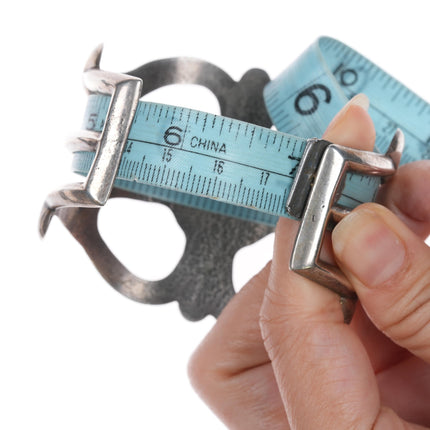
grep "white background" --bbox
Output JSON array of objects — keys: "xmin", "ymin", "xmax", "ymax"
[{"xmin": 2, "ymin": 1, "xmax": 430, "ymax": 428}]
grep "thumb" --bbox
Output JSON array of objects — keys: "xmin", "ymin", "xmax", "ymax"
[{"xmin": 332, "ymin": 202, "xmax": 430, "ymax": 363}]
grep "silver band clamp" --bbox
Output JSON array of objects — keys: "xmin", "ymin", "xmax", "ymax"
[{"xmin": 287, "ymin": 131, "xmax": 404, "ymax": 322}]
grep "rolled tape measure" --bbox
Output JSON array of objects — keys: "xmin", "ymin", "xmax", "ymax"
[
  {"xmin": 264, "ymin": 37, "xmax": 430, "ymax": 162},
  {"xmin": 72, "ymin": 37, "xmax": 430, "ymax": 227}
]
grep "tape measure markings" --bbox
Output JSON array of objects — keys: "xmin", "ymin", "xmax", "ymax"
[
  {"xmin": 265, "ymin": 37, "xmax": 430, "ymax": 163},
  {"xmin": 122, "ymin": 136, "xmax": 296, "ymax": 179},
  {"xmin": 74, "ymin": 93, "xmax": 377, "ymax": 221},
  {"xmin": 73, "ymin": 37, "xmax": 430, "ymax": 225}
]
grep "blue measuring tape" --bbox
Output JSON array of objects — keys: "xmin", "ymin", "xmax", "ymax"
[{"xmin": 72, "ymin": 37, "xmax": 430, "ymax": 226}]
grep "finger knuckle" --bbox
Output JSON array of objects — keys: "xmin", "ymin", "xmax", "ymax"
[{"xmin": 380, "ymin": 272, "xmax": 430, "ymax": 358}]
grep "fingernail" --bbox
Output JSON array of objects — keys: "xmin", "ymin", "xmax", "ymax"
[
  {"xmin": 332, "ymin": 208, "xmax": 406, "ymax": 288},
  {"xmin": 323, "ymin": 94, "xmax": 369, "ymax": 137}
]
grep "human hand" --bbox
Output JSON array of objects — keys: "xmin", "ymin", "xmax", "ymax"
[{"xmin": 188, "ymin": 94, "xmax": 430, "ymax": 429}]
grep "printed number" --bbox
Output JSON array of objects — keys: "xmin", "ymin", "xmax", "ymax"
[
  {"xmin": 125, "ymin": 142, "xmax": 133, "ymax": 153},
  {"xmin": 260, "ymin": 171, "xmax": 270, "ymax": 186},
  {"xmin": 294, "ymin": 84, "xmax": 332, "ymax": 116},
  {"xmin": 288, "ymin": 155, "xmax": 301, "ymax": 176},
  {"xmin": 164, "ymin": 126, "xmax": 183, "ymax": 146},
  {"xmin": 213, "ymin": 160, "xmax": 224, "ymax": 174},
  {"xmin": 87, "ymin": 113, "xmax": 98, "ymax": 130},
  {"xmin": 162, "ymin": 148, "xmax": 173, "ymax": 162},
  {"xmin": 333, "ymin": 63, "xmax": 359, "ymax": 87}
]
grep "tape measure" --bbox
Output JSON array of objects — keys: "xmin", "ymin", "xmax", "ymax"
[
  {"xmin": 264, "ymin": 37, "xmax": 430, "ymax": 162},
  {"xmin": 72, "ymin": 37, "xmax": 430, "ymax": 227},
  {"xmin": 40, "ymin": 36, "xmax": 430, "ymax": 321}
]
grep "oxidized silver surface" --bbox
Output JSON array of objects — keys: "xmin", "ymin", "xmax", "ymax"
[{"xmin": 40, "ymin": 46, "xmax": 273, "ymax": 320}]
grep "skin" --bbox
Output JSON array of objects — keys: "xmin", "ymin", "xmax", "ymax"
[{"xmin": 188, "ymin": 96, "xmax": 430, "ymax": 429}]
